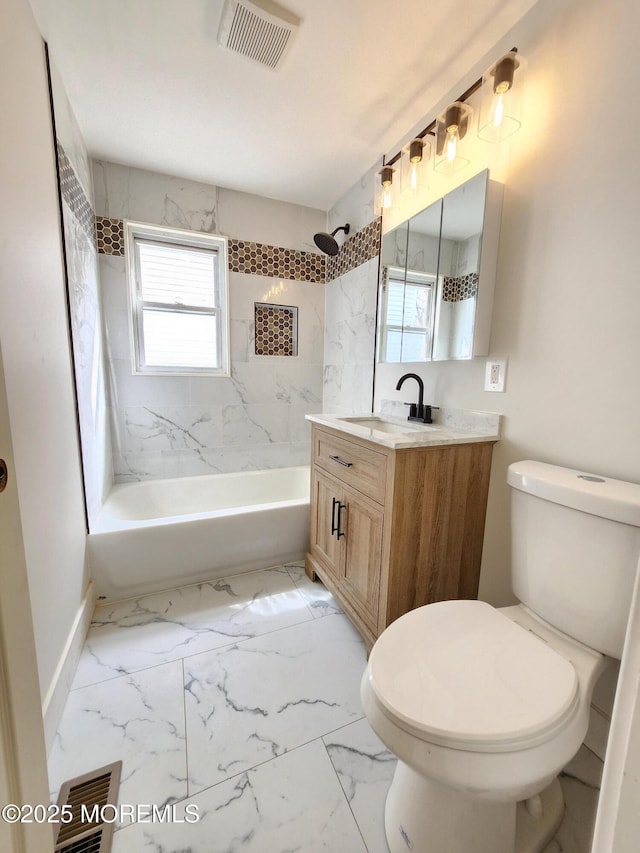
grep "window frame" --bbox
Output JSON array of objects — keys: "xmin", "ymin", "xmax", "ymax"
[
  {"xmin": 379, "ymin": 265, "xmax": 436, "ymax": 363},
  {"xmin": 124, "ymin": 221, "xmax": 230, "ymax": 377}
]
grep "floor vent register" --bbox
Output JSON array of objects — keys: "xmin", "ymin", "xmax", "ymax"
[{"xmin": 54, "ymin": 761, "xmax": 122, "ymax": 853}]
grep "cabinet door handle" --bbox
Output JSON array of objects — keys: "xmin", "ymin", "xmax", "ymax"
[
  {"xmin": 331, "ymin": 496, "xmax": 339, "ymax": 536},
  {"xmin": 329, "ymin": 455, "xmax": 353, "ymax": 468},
  {"xmin": 336, "ymin": 501, "xmax": 346, "ymax": 539}
]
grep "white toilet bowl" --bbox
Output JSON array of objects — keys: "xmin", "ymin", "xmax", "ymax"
[{"xmin": 361, "ymin": 599, "xmax": 606, "ymax": 853}]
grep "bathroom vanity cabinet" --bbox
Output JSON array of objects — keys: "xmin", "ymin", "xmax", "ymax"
[{"xmin": 305, "ymin": 423, "xmax": 496, "ymax": 649}]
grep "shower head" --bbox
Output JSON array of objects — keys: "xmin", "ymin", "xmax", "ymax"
[{"xmin": 313, "ymin": 223, "xmax": 350, "ymax": 256}]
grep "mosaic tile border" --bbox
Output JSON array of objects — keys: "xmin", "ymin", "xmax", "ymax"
[
  {"xmin": 94, "ymin": 219, "xmax": 326, "ymax": 283},
  {"xmin": 442, "ymin": 273, "xmax": 479, "ymax": 302},
  {"xmin": 254, "ymin": 302, "xmax": 298, "ymax": 356},
  {"xmin": 56, "ymin": 142, "xmax": 95, "ymax": 248},
  {"xmin": 326, "ymin": 218, "xmax": 382, "ymax": 283},
  {"xmin": 228, "ymin": 239, "xmax": 325, "ymax": 283},
  {"xmin": 95, "ymin": 217, "xmax": 125, "ymax": 256},
  {"xmin": 93, "ymin": 215, "xmax": 384, "ymax": 286}
]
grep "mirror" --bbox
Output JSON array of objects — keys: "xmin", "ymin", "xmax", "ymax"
[
  {"xmin": 378, "ymin": 220, "xmax": 407, "ymax": 363},
  {"xmin": 432, "ymin": 171, "xmax": 487, "ymax": 360},
  {"xmin": 377, "ymin": 202, "xmax": 442, "ymax": 363},
  {"xmin": 377, "ymin": 169, "xmax": 501, "ymax": 362}
]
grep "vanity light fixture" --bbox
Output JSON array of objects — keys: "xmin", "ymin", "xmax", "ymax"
[
  {"xmin": 478, "ymin": 50, "xmax": 526, "ymax": 142},
  {"xmin": 434, "ymin": 101, "xmax": 473, "ymax": 174},
  {"xmin": 381, "ymin": 46, "xmax": 522, "ymax": 187},
  {"xmin": 400, "ymin": 138, "xmax": 431, "ymax": 197},
  {"xmin": 376, "ymin": 165, "xmax": 396, "ymax": 212}
]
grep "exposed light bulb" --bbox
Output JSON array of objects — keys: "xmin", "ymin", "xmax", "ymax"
[
  {"xmin": 402, "ymin": 139, "xmax": 425, "ymax": 196},
  {"xmin": 435, "ymin": 103, "xmax": 470, "ymax": 174},
  {"xmin": 492, "ymin": 79, "xmax": 510, "ymax": 128},
  {"xmin": 493, "ymin": 93, "xmax": 505, "ymax": 127},
  {"xmin": 446, "ymin": 126, "xmax": 459, "ymax": 162},
  {"xmin": 379, "ymin": 165, "xmax": 394, "ymax": 210},
  {"xmin": 409, "ymin": 161, "xmax": 418, "ymax": 190},
  {"xmin": 478, "ymin": 52, "xmax": 522, "ymax": 143}
]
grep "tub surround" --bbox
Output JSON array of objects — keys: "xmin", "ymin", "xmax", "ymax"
[
  {"xmin": 323, "ymin": 256, "xmax": 380, "ymax": 415},
  {"xmin": 50, "ymin": 62, "xmax": 112, "ymax": 525},
  {"xmin": 325, "ymin": 217, "xmax": 381, "ymax": 282},
  {"xmin": 94, "ymin": 160, "xmax": 326, "ymax": 484},
  {"xmin": 323, "ymin": 163, "xmax": 382, "ymax": 415}
]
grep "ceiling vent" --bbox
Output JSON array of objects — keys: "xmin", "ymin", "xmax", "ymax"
[{"xmin": 217, "ymin": 0, "xmax": 300, "ymax": 71}]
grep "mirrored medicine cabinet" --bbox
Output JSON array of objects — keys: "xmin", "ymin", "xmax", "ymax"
[{"xmin": 377, "ymin": 169, "xmax": 503, "ymax": 363}]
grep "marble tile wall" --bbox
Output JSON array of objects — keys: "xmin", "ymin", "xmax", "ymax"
[
  {"xmin": 323, "ymin": 256, "xmax": 379, "ymax": 415},
  {"xmin": 325, "ymin": 218, "xmax": 381, "ymax": 282},
  {"xmin": 50, "ymin": 62, "xmax": 112, "ymax": 524},
  {"xmin": 323, "ymin": 165, "xmax": 382, "ymax": 415},
  {"xmin": 94, "ymin": 161, "xmax": 326, "ymax": 482}
]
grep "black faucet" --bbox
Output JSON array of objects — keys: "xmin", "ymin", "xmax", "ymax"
[{"xmin": 396, "ymin": 373, "xmax": 436, "ymax": 424}]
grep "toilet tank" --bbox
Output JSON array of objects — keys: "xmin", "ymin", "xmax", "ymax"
[{"xmin": 508, "ymin": 461, "xmax": 640, "ymax": 658}]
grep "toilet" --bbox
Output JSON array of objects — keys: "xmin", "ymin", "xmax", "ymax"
[{"xmin": 361, "ymin": 460, "xmax": 640, "ymax": 853}]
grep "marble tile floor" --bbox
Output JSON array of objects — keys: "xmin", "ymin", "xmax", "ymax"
[{"xmin": 48, "ymin": 561, "xmax": 603, "ymax": 852}]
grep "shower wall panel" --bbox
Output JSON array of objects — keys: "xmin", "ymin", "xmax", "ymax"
[
  {"xmin": 50, "ymin": 61, "xmax": 112, "ymax": 524},
  {"xmin": 94, "ymin": 161, "xmax": 326, "ymax": 482}
]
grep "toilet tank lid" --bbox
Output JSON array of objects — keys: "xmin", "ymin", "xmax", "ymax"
[{"xmin": 508, "ymin": 461, "xmax": 640, "ymax": 527}]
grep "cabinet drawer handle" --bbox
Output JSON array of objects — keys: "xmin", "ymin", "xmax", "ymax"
[
  {"xmin": 336, "ymin": 501, "xmax": 346, "ymax": 539},
  {"xmin": 329, "ymin": 455, "xmax": 353, "ymax": 468}
]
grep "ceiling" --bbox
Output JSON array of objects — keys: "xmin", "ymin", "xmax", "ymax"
[{"xmin": 29, "ymin": 0, "xmax": 540, "ymax": 212}]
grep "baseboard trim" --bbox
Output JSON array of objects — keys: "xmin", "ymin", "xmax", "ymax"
[
  {"xmin": 42, "ymin": 581, "xmax": 95, "ymax": 754},
  {"xmin": 586, "ymin": 703, "xmax": 611, "ymax": 762}
]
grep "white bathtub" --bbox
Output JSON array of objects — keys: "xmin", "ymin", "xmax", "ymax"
[{"xmin": 88, "ymin": 466, "xmax": 311, "ymax": 601}]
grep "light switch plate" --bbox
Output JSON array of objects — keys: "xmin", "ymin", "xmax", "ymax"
[{"xmin": 485, "ymin": 358, "xmax": 507, "ymax": 392}]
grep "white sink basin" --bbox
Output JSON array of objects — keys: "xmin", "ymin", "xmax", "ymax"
[{"xmin": 337, "ymin": 416, "xmax": 437, "ymax": 434}]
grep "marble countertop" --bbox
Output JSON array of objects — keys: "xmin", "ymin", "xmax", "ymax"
[{"xmin": 306, "ymin": 412, "xmax": 500, "ymax": 450}]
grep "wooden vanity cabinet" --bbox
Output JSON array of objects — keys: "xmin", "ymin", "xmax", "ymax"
[{"xmin": 305, "ymin": 424, "xmax": 496, "ymax": 649}]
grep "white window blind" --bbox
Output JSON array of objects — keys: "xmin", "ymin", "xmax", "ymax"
[
  {"xmin": 381, "ymin": 267, "xmax": 435, "ymax": 363},
  {"xmin": 126, "ymin": 223, "xmax": 229, "ymax": 376},
  {"xmin": 137, "ymin": 241, "xmax": 217, "ymax": 308}
]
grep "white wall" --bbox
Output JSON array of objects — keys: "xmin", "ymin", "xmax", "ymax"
[
  {"xmin": 337, "ymin": 0, "xmax": 640, "ymax": 755},
  {"xmin": 375, "ymin": 0, "xmax": 640, "ymax": 610},
  {"xmin": 0, "ymin": 0, "xmax": 89, "ymax": 720}
]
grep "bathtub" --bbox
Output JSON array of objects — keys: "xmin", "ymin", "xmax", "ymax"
[{"xmin": 88, "ymin": 466, "xmax": 311, "ymax": 601}]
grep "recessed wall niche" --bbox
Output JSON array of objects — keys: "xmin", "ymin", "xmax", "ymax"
[{"xmin": 254, "ymin": 302, "xmax": 298, "ymax": 356}]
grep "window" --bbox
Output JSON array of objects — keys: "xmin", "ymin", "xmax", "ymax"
[
  {"xmin": 379, "ymin": 266, "xmax": 435, "ymax": 362},
  {"xmin": 125, "ymin": 222, "xmax": 229, "ymax": 376}
]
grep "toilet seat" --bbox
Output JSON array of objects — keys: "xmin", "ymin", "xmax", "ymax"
[{"xmin": 367, "ymin": 600, "xmax": 579, "ymax": 753}]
